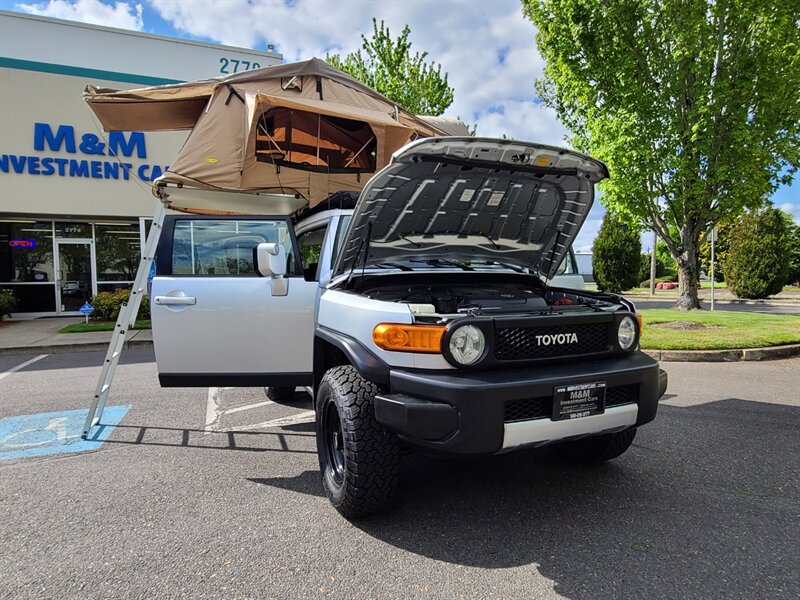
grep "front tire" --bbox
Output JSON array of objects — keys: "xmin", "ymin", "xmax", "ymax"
[
  {"xmin": 551, "ymin": 428, "xmax": 637, "ymax": 463},
  {"xmin": 315, "ymin": 366, "xmax": 400, "ymax": 518}
]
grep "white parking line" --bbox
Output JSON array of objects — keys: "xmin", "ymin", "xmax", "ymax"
[
  {"xmin": 218, "ymin": 410, "xmax": 316, "ymax": 432},
  {"xmin": 204, "ymin": 387, "xmax": 234, "ymax": 432},
  {"xmin": 204, "ymin": 387, "xmax": 314, "ymax": 434},
  {"xmin": 0, "ymin": 354, "xmax": 48, "ymax": 381}
]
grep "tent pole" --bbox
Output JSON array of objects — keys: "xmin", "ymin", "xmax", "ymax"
[
  {"xmin": 344, "ymin": 136, "xmax": 375, "ymax": 168},
  {"xmin": 316, "ymin": 114, "xmax": 321, "ymax": 166}
]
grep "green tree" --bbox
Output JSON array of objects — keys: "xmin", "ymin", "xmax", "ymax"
[
  {"xmin": 725, "ymin": 207, "xmax": 790, "ymax": 299},
  {"xmin": 523, "ymin": 0, "xmax": 800, "ymax": 309},
  {"xmin": 592, "ymin": 212, "xmax": 642, "ymax": 293},
  {"xmin": 779, "ymin": 211, "xmax": 800, "ymax": 286},
  {"xmin": 326, "ymin": 19, "xmax": 454, "ymax": 115}
]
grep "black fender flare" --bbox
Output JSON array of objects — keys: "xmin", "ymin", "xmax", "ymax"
[{"xmin": 314, "ymin": 326, "xmax": 390, "ymax": 391}]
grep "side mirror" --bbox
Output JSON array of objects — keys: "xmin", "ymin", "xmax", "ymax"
[{"xmin": 254, "ymin": 242, "xmax": 288, "ymax": 296}]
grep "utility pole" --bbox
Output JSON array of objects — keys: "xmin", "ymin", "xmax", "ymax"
[
  {"xmin": 710, "ymin": 226, "xmax": 717, "ymax": 311},
  {"xmin": 649, "ymin": 229, "xmax": 657, "ymax": 296}
]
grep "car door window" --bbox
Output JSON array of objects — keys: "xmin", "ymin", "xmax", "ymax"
[
  {"xmin": 296, "ymin": 226, "xmax": 327, "ymax": 281},
  {"xmin": 171, "ymin": 219, "xmax": 296, "ymax": 276},
  {"xmin": 332, "ymin": 215, "xmax": 352, "ymax": 268}
]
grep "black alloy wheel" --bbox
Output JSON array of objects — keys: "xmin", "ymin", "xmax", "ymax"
[{"xmin": 315, "ymin": 365, "xmax": 400, "ymax": 518}]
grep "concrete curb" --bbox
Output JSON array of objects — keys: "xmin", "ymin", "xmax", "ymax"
[
  {"xmin": 644, "ymin": 344, "xmax": 800, "ymax": 362},
  {"xmin": 0, "ymin": 338, "xmax": 153, "ymax": 357},
  {"xmin": 2, "ymin": 337, "xmax": 798, "ymax": 362},
  {"xmin": 625, "ymin": 296, "xmax": 800, "ymax": 305}
]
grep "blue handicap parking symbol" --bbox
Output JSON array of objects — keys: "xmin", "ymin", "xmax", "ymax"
[{"xmin": 0, "ymin": 406, "xmax": 130, "ymax": 461}]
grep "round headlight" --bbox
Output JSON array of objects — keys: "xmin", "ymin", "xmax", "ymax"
[
  {"xmin": 449, "ymin": 324, "xmax": 486, "ymax": 365},
  {"xmin": 618, "ymin": 316, "xmax": 637, "ymax": 350}
]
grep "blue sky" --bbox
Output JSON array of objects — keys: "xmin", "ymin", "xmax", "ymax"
[{"xmin": 3, "ymin": 0, "xmax": 798, "ymax": 251}]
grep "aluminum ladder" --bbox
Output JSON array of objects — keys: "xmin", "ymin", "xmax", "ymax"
[{"xmin": 81, "ymin": 201, "xmax": 166, "ymax": 439}]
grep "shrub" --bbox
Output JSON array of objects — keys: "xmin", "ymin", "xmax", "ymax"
[
  {"xmin": 0, "ymin": 289, "xmax": 17, "ymax": 318},
  {"xmin": 725, "ymin": 208, "xmax": 790, "ymax": 299},
  {"xmin": 592, "ymin": 212, "xmax": 642, "ymax": 293},
  {"xmin": 781, "ymin": 214, "xmax": 800, "ymax": 286},
  {"xmin": 89, "ymin": 289, "xmax": 150, "ymax": 321},
  {"xmin": 638, "ymin": 254, "xmax": 651, "ymax": 284},
  {"xmin": 639, "ymin": 275, "xmax": 678, "ymax": 288}
]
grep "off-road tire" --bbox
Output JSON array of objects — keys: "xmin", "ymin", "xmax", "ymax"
[
  {"xmin": 265, "ymin": 386, "xmax": 297, "ymax": 402},
  {"xmin": 551, "ymin": 428, "xmax": 637, "ymax": 463},
  {"xmin": 316, "ymin": 365, "xmax": 400, "ymax": 518}
]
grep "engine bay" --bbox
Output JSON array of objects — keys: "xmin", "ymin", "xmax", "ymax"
[{"xmin": 361, "ymin": 280, "xmax": 623, "ymax": 317}]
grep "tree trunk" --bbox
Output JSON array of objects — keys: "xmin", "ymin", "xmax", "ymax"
[{"xmin": 674, "ymin": 223, "xmax": 702, "ymax": 310}]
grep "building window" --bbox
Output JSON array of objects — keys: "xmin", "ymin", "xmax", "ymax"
[
  {"xmin": 0, "ymin": 220, "xmax": 56, "ymax": 313},
  {"xmin": 95, "ymin": 223, "xmax": 141, "ymax": 283},
  {"xmin": 54, "ymin": 222, "xmax": 92, "ymax": 238}
]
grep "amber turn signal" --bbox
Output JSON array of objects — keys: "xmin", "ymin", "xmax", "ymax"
[
  {"xmin": 636, "ymin": 313, "xmax": 644, "ymax": 334},
  {"xmin": 373, "ymin": 323, "xmax": 445, "ymax": 353}
]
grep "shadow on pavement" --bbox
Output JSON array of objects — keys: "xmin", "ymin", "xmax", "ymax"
[
  {"xmin": 104, "ymin": 423, "xmax": 317, "ymax": 454},
  {"xmin": 249, "ymin": 470, "xmax": 324, "ymax": 497},
  {"xmin": 253, "ymin": 398, "xmax": 799, "ymax": 599}
]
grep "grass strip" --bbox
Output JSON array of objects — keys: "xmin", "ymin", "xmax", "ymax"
[
  {"xmin": 59, "ymin": 320, "xmax": 151, "ymax": 334},
  {"xmin": 638, "ymin": 309, "xmax": 800, "ymax": 350}
]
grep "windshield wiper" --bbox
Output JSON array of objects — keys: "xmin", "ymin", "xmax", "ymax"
[
  {"xmin": 478, "ymin": 260, "xmax": 526, "ymax": 273},
  {"xmin": 374, "ymin": 262, "xmax": 413, "ymax": 271},
  {"xmin": 409, "ymin": 259, "xmax": 474, "ymax": 271}
]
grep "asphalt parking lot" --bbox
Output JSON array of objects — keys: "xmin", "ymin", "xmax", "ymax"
[{"xmin": 1, "ymin": 351, "xmax": 798, "ymax": 600}]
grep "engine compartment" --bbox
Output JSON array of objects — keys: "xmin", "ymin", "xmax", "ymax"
[{"xmin": 358, "ymin": 275, "xmax": 623, "ymax": 317}]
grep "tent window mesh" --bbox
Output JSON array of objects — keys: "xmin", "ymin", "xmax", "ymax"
[{"xmin": 255, "ymin": 107, "xmax": 376, "ymax": 174}]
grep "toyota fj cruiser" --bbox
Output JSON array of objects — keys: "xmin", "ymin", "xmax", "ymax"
[{"xmin": 151, "ymin": 137, "xmax": 668, "ymax": 517}]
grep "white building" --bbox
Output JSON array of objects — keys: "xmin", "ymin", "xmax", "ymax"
[{"xmin": 0, "ymin": 10, "xmax": 281, "ymax": 315}]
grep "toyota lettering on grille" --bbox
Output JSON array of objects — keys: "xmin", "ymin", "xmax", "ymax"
[{"xmin": 535, "ymin": 333, "xmax": 578, "ymax": 346}]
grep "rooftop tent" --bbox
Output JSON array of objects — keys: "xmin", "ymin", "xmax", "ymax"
[{"xmin": 84, "ymin": 58, "xmax": 465, "ymax": 213}]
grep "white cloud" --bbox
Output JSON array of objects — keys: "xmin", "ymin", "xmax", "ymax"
[
  {"xmin": 778, "ymin": 202, "xmax": 800, "ymax": 223},
  {"xmin": 16, "ymin": 0, "xmax": 143, "ymax": 29},
  {"xmin": 476, "ymin": 100, "xmax": 569, "ymax": 147}
]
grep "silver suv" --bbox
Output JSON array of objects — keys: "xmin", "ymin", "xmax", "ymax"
[{"xmin": 151, "ymin": 138, "xmax": 667, "ymax": 517}]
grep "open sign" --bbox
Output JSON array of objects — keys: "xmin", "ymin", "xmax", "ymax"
[{"xmin": 9, "ymin": 239, "xmax": 36, "ymax": 248}]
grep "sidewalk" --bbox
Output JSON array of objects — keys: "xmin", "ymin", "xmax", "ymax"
[{"xmin": 0, "ymin": 317, "xmax": 152, "ymax": 356}]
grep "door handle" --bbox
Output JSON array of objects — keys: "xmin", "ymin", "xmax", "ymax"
[{"xmin": 154, "ymin": 296, "xmax": 196, "ymax": 306}]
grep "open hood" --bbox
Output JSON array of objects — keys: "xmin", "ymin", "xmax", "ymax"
[{"xmin": 332, "ymin": 137, "xmax": 608, "ymax": 280}]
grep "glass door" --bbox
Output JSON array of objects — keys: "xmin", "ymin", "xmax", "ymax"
[{"xmin": 55, "ymin": 240, "xmax": 95, "ymax": 314}]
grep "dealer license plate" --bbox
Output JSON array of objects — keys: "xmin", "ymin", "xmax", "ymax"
[{"xmin": 552, "ymin": 382, "xmax": 606, "ymax": 421}]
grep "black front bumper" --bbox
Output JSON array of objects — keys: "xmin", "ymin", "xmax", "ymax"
[{"xmin": 373, "ymin": 351, "xmax": 667, "ymax": 455}]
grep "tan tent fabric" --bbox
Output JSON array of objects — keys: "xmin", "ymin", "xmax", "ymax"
[
  {"xmin": 84, "ymin": 83, "xmax": 217, "ymax": 131},
  {"xmin": 83, "ymin": 58, "xmax": 467, "ymax": 211},
  {"xmin": 416, "ymin": 116, "xmax": 472, "ymax": 136}
]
